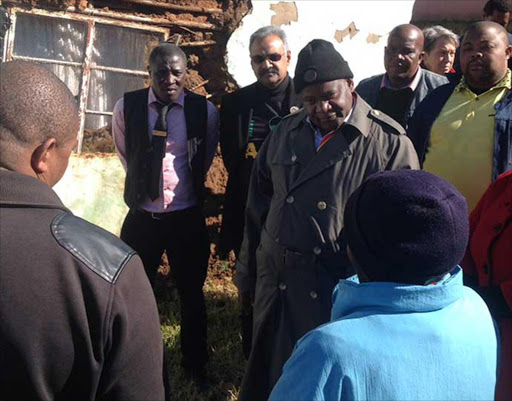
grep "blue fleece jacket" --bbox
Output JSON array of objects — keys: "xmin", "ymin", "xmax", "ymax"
[{"xmin": 270, "ymin": 268, "xmax": 498, "ymax": 401}]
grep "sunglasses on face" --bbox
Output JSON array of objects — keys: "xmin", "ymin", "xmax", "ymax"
[{"xmin": 250, "ymin": 53, "xmax": 284, "ymax": 64}]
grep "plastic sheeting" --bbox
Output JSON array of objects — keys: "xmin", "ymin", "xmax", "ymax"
[
  {"xmin": 13, "ymin": 13, "xmax": 86, "ymax": 96},
  {"xmin": 53, "ymin": 154, "xmax": 128, "ymax": 236}
]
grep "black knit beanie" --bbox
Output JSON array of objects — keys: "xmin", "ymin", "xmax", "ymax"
[
  {"xmin": 294, "ymin": 39, "xmax": 353, "ymax": 94},
  {"xmin": 344, "ymin": 170, "xmax": 469, "ymax": 284}
]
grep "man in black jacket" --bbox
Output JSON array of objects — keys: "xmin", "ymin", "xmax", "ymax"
[
  {"xmin": 219, "ymin": 26, "xmax": 301, "ymax": 259},
  {"xmin": 218, "ymin": 26, "xmax": 301, "ymax": 358},
  {"xmin": 356, "ymin": 24, "xmax": 448, "ymax": 130},
  {"xmin": 0, "ymin": 60, "xmax": 166, "ymax": 400}
]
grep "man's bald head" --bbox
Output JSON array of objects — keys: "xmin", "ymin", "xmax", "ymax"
[
  {"xmin": 464, "ymin": 20, "xmax": 510, "ymax": 45},
  {"xmin": 0, "ymin": 61, "xmax": 78, "ymax": 160},
  {"xmin": 384, "ymin": 24, "xmax": 425, "ymax": 88},
  {"xmin": 460, "ymin": 21, "xmax": 512, "ymax": 92},
  {"xmin": 388, "ymin": 24, "xmax": 425, "ymax": 49}
]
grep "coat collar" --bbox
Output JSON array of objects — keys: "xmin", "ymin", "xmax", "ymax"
[
  {"xmin": 331, "ymin": 267, "xmax": 464, "ymax": 320},
  {"xmin": 286, "ymin": 100, "xmax": 374, "ymax": 191},
  {"xmin": 0, "ymin": 169, "xmax": 69, "ymax": 212}
]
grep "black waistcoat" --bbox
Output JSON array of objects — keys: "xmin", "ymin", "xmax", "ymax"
[{"xmin": 123, "ymin": 88, "xmax": 208, "ymax": 209}]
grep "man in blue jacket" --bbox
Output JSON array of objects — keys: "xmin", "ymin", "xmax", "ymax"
[
  {"xmin": 270, "ymin": 170, "xmax": 498, "ymax": 401},
  {"xmin": 408, "ymin": 21, "xmax": 511, "ymax": 211}
]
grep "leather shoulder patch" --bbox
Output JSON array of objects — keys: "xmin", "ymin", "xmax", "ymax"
[
  {"xmin": 52, "ymin": 213, "xmax": 136, "ymax": 284},
  {"xmin": 368, "ymin": 109, "xmax": 406, "ymax": 136}
]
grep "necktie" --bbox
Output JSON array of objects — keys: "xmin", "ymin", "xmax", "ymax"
[{"xmin": 147, "ymin": 102, "xmax": 170, "ymax": 200}]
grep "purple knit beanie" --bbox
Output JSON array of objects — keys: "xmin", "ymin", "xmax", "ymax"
[{"xmin": 344, "ymin": 170, "xmax": 469, "ymax": 284}]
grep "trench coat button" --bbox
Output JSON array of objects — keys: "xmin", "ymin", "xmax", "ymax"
[
  {"xmin": 286, "ymin": 195, "xmax": 294, "ymax": 204},
  {"xmin": 313, "ymin": 246, "xmax": 322, "ymax": 255},
  {"xmin": 317, "ymin": 201, "xmax": 327, "ymax": 210},
  {"xmin": 291, "ymin": 155, "xmax": 297, "ymax": 162},
  {"xmin": 373, "ymin": 110, "xmax": 380, "ymax": 116},
  {"xmin": 310, "ymin": 290, "xmax": 318, "ymax": 299},
  {"xmin": 279, "ymin": 282, "xmax": 287, "ymax": 290}
]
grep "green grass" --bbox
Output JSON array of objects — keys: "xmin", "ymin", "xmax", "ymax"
[{"xmin": 157, "ymin": 259, "xmax": 246, "ymax": 401}]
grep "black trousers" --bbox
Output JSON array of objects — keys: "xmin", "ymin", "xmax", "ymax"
[{"xmin": 121, "ymin": 206, "xmax": 209, "ymax": 371}]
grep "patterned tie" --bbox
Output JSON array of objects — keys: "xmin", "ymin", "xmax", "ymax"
[{"xmin": 147, "ymin": 102, "xmax": 170, "ymax": 200}]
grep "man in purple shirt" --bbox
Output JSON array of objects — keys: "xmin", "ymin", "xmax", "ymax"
[{"xmin": 112, "ymin": 43, "xmax": 219, "ymax": 390}]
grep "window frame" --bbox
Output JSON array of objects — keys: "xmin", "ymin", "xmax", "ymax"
[{"xmin": 3, "ymin": 7, "xmax": 169, "ymax": 152}]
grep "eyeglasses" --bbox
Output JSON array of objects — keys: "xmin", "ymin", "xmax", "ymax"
[{"xmin": 250, "ymin": 53, "xmax": 284, "ymax": 64}]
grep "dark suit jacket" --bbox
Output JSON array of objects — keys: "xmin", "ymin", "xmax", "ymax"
[
  {"xmin": 355, "ymin": 69, "xmax": 448, "ymax": 130},
  {"xmin": 219, "ymin": 80, "xmax": 301, "ymax": 255}
]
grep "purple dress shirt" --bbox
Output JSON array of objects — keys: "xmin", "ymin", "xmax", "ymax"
[{"xmin": 112, "ymin": 88, "xmax": 219, "ymax": 212}]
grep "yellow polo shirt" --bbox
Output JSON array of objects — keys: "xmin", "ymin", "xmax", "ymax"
[{"xmin": 424, "ymin": 69, "xmax": 511, "ymax": 211}]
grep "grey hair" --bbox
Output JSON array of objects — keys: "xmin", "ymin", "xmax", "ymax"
[
  {"xmin": 249, "ymin": 26, "xmax": 289, "ymax": 53},
  {"xmin": 423, "ymin": 25, "xmax": 460, "ymax": 53}
]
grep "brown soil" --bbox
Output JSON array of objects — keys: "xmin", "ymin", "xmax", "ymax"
[{"xmin": 81, "ymin": 126, "xmax": 116, "ymax": 153}]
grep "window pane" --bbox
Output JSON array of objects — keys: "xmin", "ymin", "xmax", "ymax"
[
  {"xmin": 87, "ymin": 69, "xmax": 147, "ymax": 112},
  {"xmin": 42, "ymin": 63, "xmax": 82, "ymax": 97},
  {"xmin": 13, "ymin": 13, "xmax": 87, "ymax": 62},
  {"xmin": 92, "ymin": 24, "xmax": 162, "ymax": 70}
]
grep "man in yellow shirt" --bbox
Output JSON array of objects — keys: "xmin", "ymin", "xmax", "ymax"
[{"xmin": 408, "ymin": 21, "xmax": 512, "ymax": 211}]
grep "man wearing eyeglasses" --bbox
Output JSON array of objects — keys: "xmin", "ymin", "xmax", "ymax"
[{"xmin": 218, "ymin": 26, "xmax": 301, "ymax": 359}]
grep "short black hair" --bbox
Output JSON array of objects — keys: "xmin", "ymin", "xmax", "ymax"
[
  {"xmin": 483, "ymin": 0, "xmax": 512, "ymax": 16},
  {"xmin": 463, "ymin": 20, "xmax": 510, "ymax": 46},
  {"xmin": 148, "ymin": 42, "xmax": 187, "ymax": 68},
  {"xmin": 0, "ymin": 60, "xmax": 78, "ymax": 163}
]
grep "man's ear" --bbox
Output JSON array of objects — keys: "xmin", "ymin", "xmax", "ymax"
[
  {"xmin": 31, "ymin": 138, "xmax": 56, "ymax": 176},
  {"xmin": 418, "ymin": 50, "xmax": 426, "ymax": 63},
  {"xmin": 286, "ymin": 50, "xmax": 291, "ymax": 64},
  {"xmin": 506, "ymin": 44, "xmax": 512, "ymax": 59}
]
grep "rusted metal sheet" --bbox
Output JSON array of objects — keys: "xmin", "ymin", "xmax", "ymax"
[{"xmin": 120, "ymin": 0, "xmax": 223, "ymax": 14}]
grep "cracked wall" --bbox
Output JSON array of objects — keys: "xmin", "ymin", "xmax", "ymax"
[{"xmin": 226, "ymin": 0, "xmax": 416, "ymax": 87}]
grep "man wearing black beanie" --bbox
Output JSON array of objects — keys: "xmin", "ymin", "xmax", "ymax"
[{"xmin": 235, "ymin": 38, "xmax": 419, "ymax": 401}]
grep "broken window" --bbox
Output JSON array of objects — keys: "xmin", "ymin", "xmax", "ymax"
[{"xmin": 3, "ymin": 8, "xmax": 168, "ymax": 152}]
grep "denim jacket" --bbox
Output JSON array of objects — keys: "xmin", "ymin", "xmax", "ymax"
[{"xmin": 407, "ymin": 77, "xmax": 512, "ymax": 180}]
